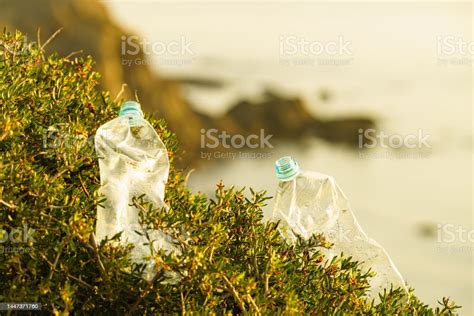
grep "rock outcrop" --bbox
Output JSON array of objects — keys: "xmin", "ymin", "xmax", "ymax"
[{"xmin": 219, "ymin": 89, "xmax": 374, "ymax": 145}]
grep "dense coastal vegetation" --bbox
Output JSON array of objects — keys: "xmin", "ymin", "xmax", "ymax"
[{"xmin": 0, "ymin": 31, "xmax": 460, "ymax": 314}]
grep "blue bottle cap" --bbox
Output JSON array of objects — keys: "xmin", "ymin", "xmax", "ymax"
[
  {"xmin": 275, "ymin": 156, "xmax": 300, "ymax": 180},
  {"xmin": 119, "ymin": 101, "xmax": 144, "ymax": 126}
]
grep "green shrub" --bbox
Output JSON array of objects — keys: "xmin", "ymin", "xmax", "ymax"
[{"xmin": 0, "ymin": 30, "xmax": 460, "ymax": 315}]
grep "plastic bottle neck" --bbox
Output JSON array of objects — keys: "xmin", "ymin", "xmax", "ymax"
[
  {"xmin": 119, "ymin": 101, "xmax": 144, "ymax": 126},
  {"xmin": 275, "ymin": 156, "xmax": 300, "ymax": 181}
]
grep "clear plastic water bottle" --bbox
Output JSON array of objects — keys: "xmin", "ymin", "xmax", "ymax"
[
  {"xmin": 271, "ymin": 156, "xmax": 407, "ymax": 298},
  {"xmin": 94, "ymin": 101, "xmax": 177, "ymax": 281}
]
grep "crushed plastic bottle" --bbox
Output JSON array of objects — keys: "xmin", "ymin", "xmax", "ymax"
[
  {"xmin": 271, "ymin": 156, "xmax": 408, "ymax": 298},
  {"xmin": 94, "ymin": 101, "xmax": 178, "ymax": 281}
]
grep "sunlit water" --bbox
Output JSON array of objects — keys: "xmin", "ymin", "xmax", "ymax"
[{"xmin": 105, "ymin": 1, "xmax": 473, "ymax": 313}]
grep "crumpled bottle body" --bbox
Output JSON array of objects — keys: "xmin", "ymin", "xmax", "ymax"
[
  {"xmin": 95, "ymin": 116, "xmax": 177, "ymax": 281},
  {"xmin": 272, "ymin": 169, "xmax": 407, "ymax": 298}
]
